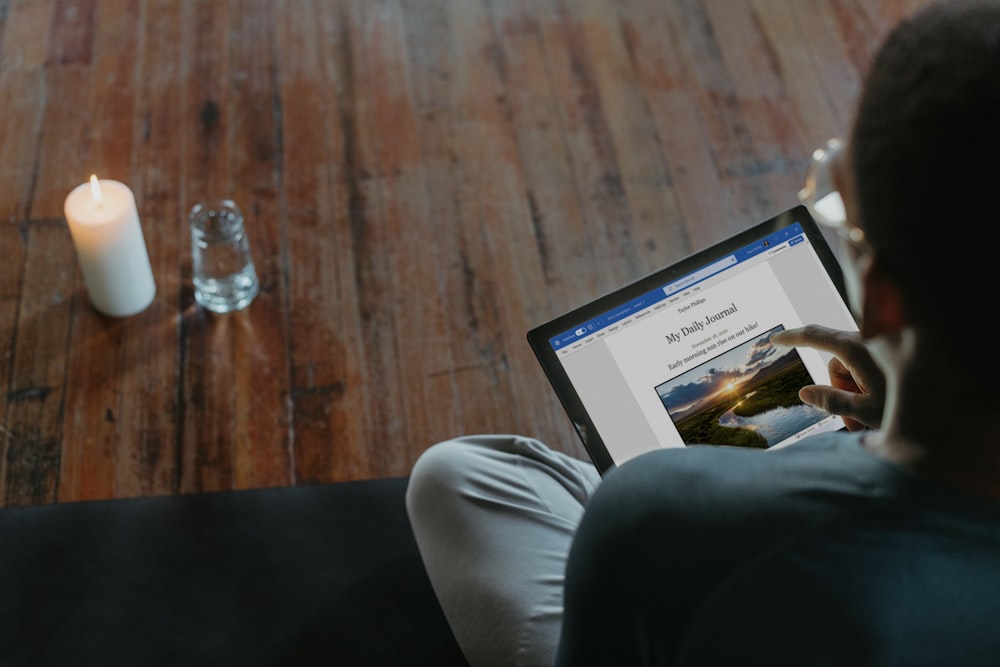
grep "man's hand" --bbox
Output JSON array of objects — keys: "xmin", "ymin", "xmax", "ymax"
[{"xmin": 770, "ymin": 325, "xmax": 885, "ymax": 431}]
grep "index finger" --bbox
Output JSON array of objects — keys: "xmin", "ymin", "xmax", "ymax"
[
  {"xmin": 770, "ymin": 325, "xmax": 869, "ymax": 368},
  {"xmin": 771, "ymin": 324, "xmax": 853, "ymax": 351}
]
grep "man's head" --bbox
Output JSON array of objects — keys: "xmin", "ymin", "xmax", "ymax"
[{"xmin": 848, "ymin": 0, "xmax": 1000, "ymax": 363}]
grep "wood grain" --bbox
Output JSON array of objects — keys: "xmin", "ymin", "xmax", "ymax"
[{"xmin": 0, "ymin": 0, "xmax": 935, "ymax": 507}]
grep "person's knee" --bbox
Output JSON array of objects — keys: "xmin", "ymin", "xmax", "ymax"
[{"xmin": 405, "ymin": 438, "xmax": 479, "ymax": 524}]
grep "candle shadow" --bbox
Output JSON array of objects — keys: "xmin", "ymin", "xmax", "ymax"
[
  {"xmin": 22, "ymin": 278, "xmax": 275, "ymax": 406},
  {"xmin": 8, "ymin": 277, "xmax": 279, "ymax": 499},
  {"xmin": 66, "ymin": 287, "xmax": 188, "ymax": 377}
]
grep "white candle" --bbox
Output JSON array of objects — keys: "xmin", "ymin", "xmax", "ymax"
[{"xmin": 63, "ymin": 176, "xmax": 156, "ymax": 317}]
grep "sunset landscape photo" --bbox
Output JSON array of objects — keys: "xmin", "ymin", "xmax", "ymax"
[{"xmin": 655, "ymin": 325, "xmax": 826, "ymax": 448}]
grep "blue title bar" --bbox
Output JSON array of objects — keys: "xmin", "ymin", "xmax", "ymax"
[{"xmin": 549, "ymin": 222, "xmax": 806, "ymax": 349}]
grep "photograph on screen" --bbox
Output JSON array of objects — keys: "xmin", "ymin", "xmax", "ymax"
[{"xmin": 654, "ymin": 325, "xmax": 826, "ymax": 449}]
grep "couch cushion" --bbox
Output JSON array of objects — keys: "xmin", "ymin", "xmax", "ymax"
[{"xmin": 0, "ymin": 477, "xmax": 469, "ymax": 666}]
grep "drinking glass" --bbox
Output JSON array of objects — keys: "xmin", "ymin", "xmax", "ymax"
[{"xmin": 189, "ymin": 199, "xmax": 260, "ymax": 313}]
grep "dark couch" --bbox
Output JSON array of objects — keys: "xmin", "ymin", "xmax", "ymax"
[{"xmin": 0, "ymin": 477, "xmax": 469, "ymax": 666}]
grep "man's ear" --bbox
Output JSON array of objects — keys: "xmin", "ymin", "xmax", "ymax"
[{"xmin": 859, "ymin": 258, "xmax": 907, "ymax": 338}]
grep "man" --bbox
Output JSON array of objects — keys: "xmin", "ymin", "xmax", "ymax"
[{"xmin": 406, "ymin": 1, "xmax": 1000, "ymax": 664}]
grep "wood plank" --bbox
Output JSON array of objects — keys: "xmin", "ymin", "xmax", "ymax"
[
  {"xmin": 0, "ymin": 68, "xmax": 45, "ymax": 220},
  {"xmin": 56, "ymin": 307, "xmax": 124, "ymax": 502},
  {"xmin": 0, "ymin": 0, "xmax": 54, "ymax": 70},
  {"xmin": 662, "ymin": 0, "xmax": 776, "ymax": 228},
  {"xmin": 46, "ymin": 0, "xmax": 94, "ymax": 66},
  {"xmin": 0, "ymin": 1, "xmax": 53, "ymax": 221},
  {"xmin": 180, "ymin": 0, "xmax": 294, "ymax": 493},
  {"xmin": 278, "ymin": 0, "xmax": 394, "ymax": 482},
  {"xmin": 401, "ymin": 0, "xmax": 519, "ymax": 449},
  {"xmin": 396, "ymin": 0, "xmax": 525, "ymax": 447},
  {"xmin": 703, "ymin": 0, "xmax": 811, "ymax": 216},
  {"xmin": 115, "ymin": 0, "xmax": 184, "ymax": 498},
  {"xmin": 181, "ymin": 0, "xmax": 231, "ymax": 203},
  {"xmin": 479, "ymin": 1, "xmax": 598, "ymax": 456},
  {"xmin": 614, "ymin": 0, "xmax": 730, "ymax": 251},
  {"xmin": 57, "ymin": 0, "xmax": 144, "ymax": 503},
  {"xmin": 29, "ymin": 64, "xmax": 93, "ymax": 219},
  {"xmin": 449, "ymin": 0, "xmax": 534, "ymax": 434},
  {"xmin": 295, "ymin": 1, "xmax": 389, "ymax": 481},
  {"xmin": 276, "ymin": 1, "xmax": 344, "ymax": 484},
  {"xmin": 486, "ymin": 1, "xmax": 601, "ymax": 316},
  {"xmin": 0, "ymin": 0, "xmax": 7, "ymax": 56},
  {"xmin": 7, "ymin": 46, "xmax": 94, "ymax": 505},
  {"xmin": 0, "ymin": 223, "xmax": 28, "ymax": 497},
  {"xmin": 224, "ymin": 0, "xmax": 292, "ymax": 490},
  {"xmin": 84, "ymin": 0, "xmax": 139, "ymax": 179},
  {"xmin": 312, "ymin": 2, "xmax": 408, "ymax": 479},
  {"xmin": 178, "ymin": 0, "xmax": 237, "ymax": 494},
  {"xmin": 827, "ymin": 0, "xmax": 887, "ymax": 83},
  {"xmin": 449, "ymin": 0, "xmax": 573, "ymax": 448},
  {"xmin": 362, "ymin": 0, "xmax": 461, "ymax": 472},
  {"xmin": 2, "ymin": 220, "xmax": 76, "ymax": 506},
  {"xmin": 575, "ymin": 0, "xmax": 688, "ymax": 275},
  {"xmin": 535, "ymin": 0, "xmax": 642, "ymax": 295}
]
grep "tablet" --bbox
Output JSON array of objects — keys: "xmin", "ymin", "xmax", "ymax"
[{"xmin": 527, "ymin": 205, "xmax": 859, "ymax": 474}]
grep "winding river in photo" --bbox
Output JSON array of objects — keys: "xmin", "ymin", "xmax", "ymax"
[{"xmin": 718, "ymin": 401, "xmax": 828, "ymax": 446}]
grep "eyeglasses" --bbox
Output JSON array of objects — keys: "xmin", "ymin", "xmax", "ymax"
[{"xmin": 798, "ymin": 138, "xmax": 873, "ymax": 254}]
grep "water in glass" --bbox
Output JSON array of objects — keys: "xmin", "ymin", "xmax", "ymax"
[{"xmin": 190, "ymin": 200, "xmax": 260, "ymax": 313}]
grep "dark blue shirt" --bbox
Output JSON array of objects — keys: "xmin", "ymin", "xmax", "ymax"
[{"xmin": 556, "ymin": 432, "xmax": 1000, "ymax": 666}]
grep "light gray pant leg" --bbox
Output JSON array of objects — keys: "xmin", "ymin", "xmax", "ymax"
[{"xmin": 406, "ymin": 434, "xmax": 601, "ymax": 667}]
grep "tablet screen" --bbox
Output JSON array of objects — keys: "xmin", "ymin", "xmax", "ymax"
[{"xmin": 527, "ymin": 206, "xmax": 859, "ymax": 473}]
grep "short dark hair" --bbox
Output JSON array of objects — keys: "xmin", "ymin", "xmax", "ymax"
[{"xmin": 851, "ymin": 0, "xmax": 1000, "ymax": 360}]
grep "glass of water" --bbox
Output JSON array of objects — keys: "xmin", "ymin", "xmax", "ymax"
[{"xmin": 190, "ymin": 199, "xmax": 260, "ymax": 313}]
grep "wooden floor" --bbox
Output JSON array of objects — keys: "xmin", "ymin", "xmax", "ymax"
[{"xmin": 0, "ymin": 0, "xmax": 932, "ymax": 507}]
